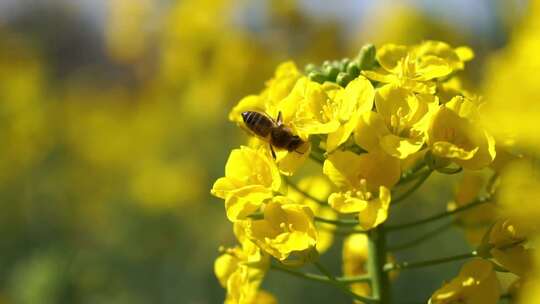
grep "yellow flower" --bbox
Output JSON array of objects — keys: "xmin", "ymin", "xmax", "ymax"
[
  {"xmin": 287, "ymin": 176, "xmax": 336, "ymax": 253},
  {"xmin": 222, "ymin": 265, "xmax": 271, "ymax": 304},
  {"xmin": 355, "ymin": 84, "xmax": 438, "ymax": 159},
  {"xmin": 215, "ymin": 223, "xmax": 271, "ymax": 304},
  {"xmin": 229, "ymin": 61, "xmax": 302, "ymax": 125},
  {"xmin": 230, "ymin": 63, "xmax": 374, "ymax": 174},
  {"xmin": 448, "ymin": 170, "xmax": 496, "ymax": 245},
  {"xmin": 427, "ymin": 96, "xmax": 496, "ymax": 170},
  {"xmin": 343, "ymin": 234, "xmax": 371, "ymax": 300},
  {"xmin": 413, "ymin": 41, "xmax": 474, "ymax": 71},
  {"xmin": 429, "ymin": 259, "xmax": 501, "ymax": 304},
  {"xmin": 487, "ymin": 218, "xmax": 533, "ymax": 277},
  {"xmin": 497, "ymin": 159, "xmax": 540, "ymax": 230},
  {"xmin": 323, "ymin": 150, "xmax": 400, "ymax": 230},
  {"xmin": 481, "ymin": 0, "xmax": 540, "ymax": 149},
  {"xmin": 245, "ymin": 196, "xmax": 318, "ymax": 266},
  {"xmin": 211, "ymin": 146, "xmax": 281, "ymax": 221},
  {"xmin": 363, "ymin": 41, "xmax": 472, "ymax": 94},
  {"xmin": 280, "ymin": 76, "xmax": 374, "ymax": 149},
  {"xmin": 228, "ymin": 62, "xmax": 310, "ymax": 176}
]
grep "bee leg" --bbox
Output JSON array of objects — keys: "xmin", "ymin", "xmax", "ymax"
[
  {"xmin": 276, "ymin": 111, "xmax": 283, "ymax": 126},
  {"xmin": 270, "ymin": 145, "xmax": 277, "ymax": 160},
  {"xmin": 294, "ymin": 149, "xmax": 305, "ymax": 155}
]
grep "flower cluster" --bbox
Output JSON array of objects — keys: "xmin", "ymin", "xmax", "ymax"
[{"xmin": 212, "ymin": 40, "xmax": 535, "ymax": 303}]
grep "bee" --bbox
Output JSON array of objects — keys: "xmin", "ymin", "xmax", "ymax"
[{"xmin": 241, "ymin": 111, "xmax": 304, "ymax": 159}]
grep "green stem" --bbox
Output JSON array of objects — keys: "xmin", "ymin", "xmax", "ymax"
[
  {"xmin": 285, "ymin": 177, "xmax": 327, "ymax": 206},
  {"xmin": 436, "ymin": 166, "xmax": 463, "ymax": 175},
  {"xmin": 314, "ymin": 216, "xmax": 361, "ymax": 226},
  {"xmin": 385, "ymin": 195, "xmax": 491, "ymax": 231},
  {"xmin": 384, "ymin": 251, "xmax": 477, "ymax": 272},
  {"xmin": 397, "ymin": 161, "xmax": 427, "ymax": 185},
  {"xmin": 309, "ymin": 152, "xmax": 324, "ymax": 165},
  {"xmin": 367, "ymin": 226, "xmax": 390, "ymax": 303},
  {"xmin": 314, "ymin": 261, "xmax": 379, "ymax": 304},
  {"xmin": 396, "ymin": 168, "xmax": 430, "ymax": 186},
  {"xmin": 391, "ymin": 169, "xmax": 433, "ymax": 205},
  {"xmin": 330, "ymin": 227, "xmax": 369, "ymax": 235},
  {"xmin": 387, "ymin": 221, "xmax": 453, "ymax": 252},
  {"xmin": 270, "ymin": 263, "xmax": 371, "ymax": 284}
]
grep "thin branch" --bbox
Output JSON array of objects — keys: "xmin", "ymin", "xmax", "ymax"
[
  {"xmin": 383, "ymin": 251, "xmax": 478, "ymax": 272},
  {"xmin": 314, "ymin": 261, "xmax": 379, "ymax": 304},
  {"xmin": 314, "ymin": 216, "xmax": 361, "ymax": 226},
  {"xmin": 391, "ymin": 169, "xmax": 433, "ymax": 205},
  {"xmin": 397, "ymin": 161, "xmax": 427, "ymax": 186},
  {"xmin": 387, "ymin": 221, "xmax": 454, "ymax": 252},
  {"xmin": 385, "ymin": 195, "xmax": 491, "ymax": 231},
  {"xmin": 270, "ymin": 263, "xmax": 371, "ymax": 284}
]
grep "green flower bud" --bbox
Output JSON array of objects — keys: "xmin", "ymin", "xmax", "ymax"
[
  {"xmin": 339, "ymin": 58, "xmax": 350, "ymax": 71},
  {"xmin": 346, "ymin": 62, "xmax": 360, "ymax": 77},
  {"xmin": 358, "ymin": 44, "xmax": 377, "ymax": 70},
  {"xmin": 323, "ymin": 65, "xmax": 339, "ymax": 80},
  {"xmin": 308, "ymin": 71, "xmax": 327, "ymax": 84},
  {"xmin": 305, "ymin": 63, "xmax": 318, "ymax": 74},
  {"xmin": 336, "ymin": 72, "xmax": 353, "ymax": 87}
]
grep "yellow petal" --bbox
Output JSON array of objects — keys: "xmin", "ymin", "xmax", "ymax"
[
  {"xmin": 337, "ymin": 76, "xmax": 375, "ymax": 121},
  {"xmin": 224, "ymin": 185, "xmax": 273, "ymax": 221},
  {"xmin": 324, "ymin": 150, "xmax": 400, "ymax": 191},
  {"xmin": 214, "ymin": 253, "xmax": 238, "ymax": 287},
  {"xmin": 380, "ymin": 134, "xmax": 424, "ymax": 159},
  {"xmin": 431, "ymin": 141, "xmax": 478, "ymax": 160},
  {"xmin": 455, "ymin": 46, "xmax": 474, "ymax": 62},
  {"xmin": 328, "ymin": 192, "xmax": 368, "ymax": 213},
  {"xmin": 416, "ymin": 55, "xmax": 452, "ymax": 80},
  {"xmin": 228, "ymin": 95, "xmax": 266, "ymax": 124},
  {"xmin": 326, "ymin": 118, "xmax": 357, "ymax": 152},
  {"xmin": 362, "ymin": 69, "xmax": 397, "ymax": 84},
  {"xmin": 275, "ymin": 142, "xmax": 311, "ymax": 176},
  {"xmin": 355, "ymin": 111, "xmax": 390, "ymax": 152},
  {"xmin": 490, "ymin": 246, "xmax": 533, "ymax": 277},
  {"xmin": 376, "ymin": 43, "xmax": 408, "ymax": 72},
  {"xmin": 357, "ymin": 186, "xmax": 391, "ymax": 230}
]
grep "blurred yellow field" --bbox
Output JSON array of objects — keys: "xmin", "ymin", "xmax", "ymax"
[{"xmin": 0, "ymin": 1, "xmax": 538, "ymax": 303}]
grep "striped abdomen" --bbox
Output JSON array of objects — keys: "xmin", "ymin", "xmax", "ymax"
[{"xmin": 242, "ymin": 111, "xmax": 275, "ymax": 138}]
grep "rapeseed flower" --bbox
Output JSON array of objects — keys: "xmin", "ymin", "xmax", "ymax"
[
  {"xmin": 363, "ymin": 41, "xmax": 472, "ymax": 94},
  {"xmin": 245, "ymin": 196, "xmax": 318, "ymax": 266},
  {"xmin": 429, "ymin": 259, "xmax": 501, "ymax": 304},
  {"xmin": 211, "ymin": 146, "xmax": 281, "ymax": 221},
  {"xmin": 355, "ymin": 84, "xmax": 438, "ymax": 159},
  {"xmin": 323, "ymin": 150, "xmax": 400, "ymax": 230},
  {"xmin": 427, "ymin": 96, "xmax": 496, "ymax": 170}
]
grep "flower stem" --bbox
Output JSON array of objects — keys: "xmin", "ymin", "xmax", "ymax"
[
  {"xmin": 367, "ymin": 226, "xmax": 391, "ymax": 303},
  {"xmin": 397, "ymin": 162, "xmax": 428, "ymax": 186},
  {"xmin": 387, "ymin": 221, "xmax": 453, "ymax": 252},
  {"xmin": 309, "ymin": 152, "xmax": 324, "ymax": 165},
  {"xmin": 391, "ymin": 169, "xmax": 433, "ymax": 205},
  {"xmin": 385, "ymin": 195, "xmax": 491, "ymax": 231},
  {"xmin": 314, "ymin": 261, "xmax": 379, "ymax": 304},
  {"xmin": 270, "ymin": 263, "xmax": 371, "ymax": 284},
  {"xmin": 383, "ymin": 251, "xmax": 478, "ymax": 272},
  {"xmin": 314, "ymin": 216, "xmax": 360, "ymax": 226}
]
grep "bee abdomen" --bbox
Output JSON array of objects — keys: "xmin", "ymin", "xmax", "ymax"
[{"xmin": 242, "ymin": 111, "xmax": 273, "ymax": 137}]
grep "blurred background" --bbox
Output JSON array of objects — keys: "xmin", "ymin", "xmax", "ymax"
[{"xmin": 0, "ymin": 0, "xmax": 531, "ymax": 303}]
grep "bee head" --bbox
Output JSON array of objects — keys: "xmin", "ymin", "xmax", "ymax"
[{"xmin": 241, "ymin": 112, "xmax": 251, "ymax": 123}]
